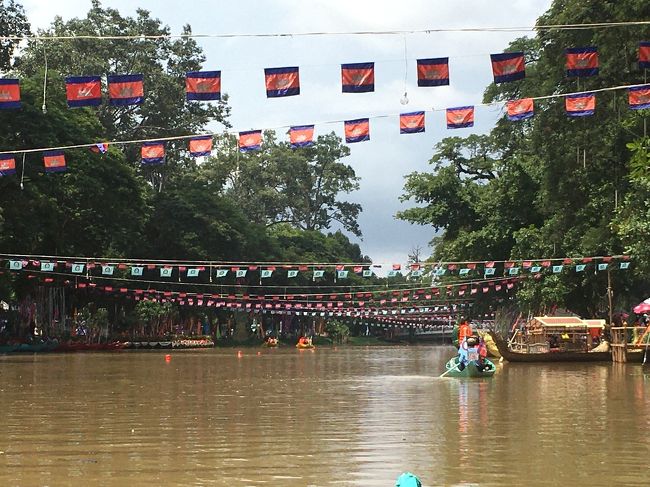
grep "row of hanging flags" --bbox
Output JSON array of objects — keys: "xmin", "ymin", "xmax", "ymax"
[
  {"xmin": 1, "ymin": 43, "xmax": 649, "ymax": 108},
  {"xmin": 2, "ymin": 255, "xmax": 630, "ymax": 280}
]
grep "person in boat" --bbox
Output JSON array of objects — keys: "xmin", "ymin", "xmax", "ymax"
[
  {"xmin": 458, "ymin": 319, "xmax": 473, "ymax": 343},
  {"xmin": 475, "ymin": 336, "xmax": 490, "ymax": 372}
]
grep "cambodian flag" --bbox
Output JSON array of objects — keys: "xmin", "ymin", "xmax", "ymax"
[
  {"xmin": 0, "ymin": 78, "xmax": 20, "ymax": 109},
  {"xmin": 239, "ymin": 130, "xmax": 262, "ymax": 152},
  {"xmin": 506, "ymin": 98, "xmax": 534, "ymax": 121},
  {"xmin": 446, "ymin": 106, "xmax": 474, "ymax": 129},
  {"xmin": 566, "ymin": 47, "xmax": 598, "ymax": 77},
  {"xmin": 341, "ymin": 62, "xmax": 374, "ymax": 93},
  {"xmin": 565, "ymin": 92, "xmax": 595, "ymax": 117},
  {"xmin": 0, "ymin": 153, "xmax": 16, "ymax": 176},
  {"xmin": 289, "ymin": 125, "xmax": 314, "ymax": 148},
  {"xmin": 265, "ymin": 67, "xmax": 300, "ymax": 97},
  {"xmin": 108, "ymin": 74, "xmax": 144, "ymax": 106},
  {"xmin": 186, "ymin": 71, "xmax": 221, "ymax": 101},
  {"xmin": 344, "ymin": 118, "xmax": 370, "ymax": 143},
  {"xmin": 640, "ymin": 42, "xmax": 650, "ymax": 69},
  {"xmin": 141, "ymin": 142, "xmax": 165, "ymax": 164},
  {"xmin": 417, "ymin": 58, "xmax": 449, "ymax": 86},
  {"xmin": 189, "ymin": 136, "xmax": 213, "ymax": 156},
  {"xmin": 490, "ymin": 52, "xmax": 525, "ymax": 83},
  {"xmin": 400, "ymin": 111, "xmax": 425, "ymax": 134},
  {"xmin": 65, "ymin": 76, "xmax": 102, "ymax": 107},
  {"xmin": 90, "ymin": 143, "xmax": 109, "ymax": 154},
  {"xmin": 629, "ymin": 85, "xmax": 650, "ymax": 110},
  {"xmin": 43, "ymin": 150, "xmax": 66, "ymax": 173}
]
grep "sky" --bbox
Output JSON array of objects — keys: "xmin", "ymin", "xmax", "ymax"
[{"xmin": 21, "ymin": 0, "xmax": 554, "ymax": 265}]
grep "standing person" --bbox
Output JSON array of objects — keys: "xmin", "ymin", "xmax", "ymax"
[{"xmin": 458, "ymin": 318, "xmax": 473, "ymax": 344}]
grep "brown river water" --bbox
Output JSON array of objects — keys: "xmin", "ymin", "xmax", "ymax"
[{"xmin": 0, "ymin": 346, "xmax": 649, "ymax": 486}]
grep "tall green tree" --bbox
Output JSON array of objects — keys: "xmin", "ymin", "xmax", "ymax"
[{"xmin": 0, "ymin": 0, "xmax": 29, "ymax": 70}]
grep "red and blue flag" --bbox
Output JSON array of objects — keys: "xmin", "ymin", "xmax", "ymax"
[
  {"xmin": 446, "ymin": 106, "xmax": 474, "ymax": 129},
  {"xmin": 506, "ymin": 98, "xmax": 534, "ymax": 121},
  {"xmin": 289, "ymin": 125, "xmax": 314, "ymax": 148},
  {"xmin": 490, "ymin": 52, "xmax": 525, "ymax": 83},
  {"xmin": 186, "ymin": 71, "xmax": 221, "ymax": 101},
  {"xmin": 141, "ymin": 142, "xmax": 165, "ymax": 164},
  {"xmin": 65, "ymin": 76, "xmax": 101, "ymax": 107},
  {"xmin": 0, "ymin": 78, "xmax": 20, "ymax": 109},
  {"xmin": 0, "ymin": 154, "xmax": 16, "ymax": 176},
  {"xmin": 265, "ymin": 67, "xmax": 300, "ymax": 97},
  {"xmin": 108, "ymin": 74, "xmax": 144, "ymax": 106},
  {"xmin": 90, "ymin": 143, "xmax": 109, "ymax": 154},
  {"xmin": 565, "ymin": 92, "xmax": 595, "ymax": 117},
  {"xmin": 629, "ymin": 85, "xmax": 650, "ymax": 110},
  {"xmin": 239, "ymin": 130, "xmax": 262, "ymax": 152},
  {"xmin": 400, "ymin": 111, "xmax": 425, "ymax": 134},
  {"xmin": 344, "ymin": 118, "xmax": 370, "ymax": 143},
  {"xmin": 639, "ymin": 42, "xmax": 650, "ymax": 70},
  {"xmin": 417, "ymin": 58, "xmax": 449, "ymax": 86},
  {"xmin": 566, "ymin": 47, "xmax": 598, "ymax": 77},
  {"xmin": 341, "ymin": 62, "xmax": 374, "ymax": 93},
  {"xmin": 189, "ymin": 136, "xmax": 213, "ymax": 157},
  {"xmin": 43, "ymin": 150, "xmax": 66, "ymax": 173}
]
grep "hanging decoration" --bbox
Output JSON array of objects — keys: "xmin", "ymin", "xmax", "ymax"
[
  {"xmin": 238, "ymin": 130, "xmax": 262, "ymax": 152},
  {"xmin": 490, "ymin": 51, "xmax": 526, "ymax": 83},
  {"xmin": 141, "ymin": 141, "xmax": 165, "ymax": 165},
  {"xmin": 289, "ymin": 125, "xmax": 315, "ymax": 148},
  {"xmin": 108, "ymin": 74, "xmax": 144, "ymax": 106},
  {"xmin": 565, "ymin": 92, "xmax": 595, "ymax": 117},
  {"xmin": 628, "ymin": 85, "xmax": 650, "ymax": 110},
  {"xmin": 446, "ymin": 106, "xmax": 474, "ymax": 129},
  {"xmin": 341, "ymin": 62, "xmax": 374, "ymax": 93},
  {"xmin": 0, "ymin": 153, "xmax": 16, "ymax": 176},
  {"xmin": 566, "ymin": 47, "xmax": 599, "ymax": 77},
  {"xmin": 344, "ymin": 118, "xmax": 370, "ymax": 143},
  {"xmin": 188, "ymin": 135, "xmax": 213, "ymax": 157},
  {"xmin": 64, "ymin": 76, "xmax": 102, "ymax": 108},
  {"xmin": 185, "ymin": 70, "xmax": 221, "ymax": 101},
  {"xmin": 416, "ymin": 57, "xmax": 449, "ymax": 86},
  {"xmin": 0, "ymin": 78, "xmax": 20, "ymax": 109},
  {"xmin": 42, "ymin": 150, "xmax": 66, "ymax": 173},
  {"xmin": 506, "ymin": 98, "xmax": 534, "ymax": 121},
  {"xmin": 264, "ymin": 67, "xmax": 300, "ymax": 97},
  {"xmin": 640, "ymin": 41, "xmax": 650, "ymax": 69},
  {"xmin": 399, "ymin": 111, "xmax": 425, "ymax": 134}
]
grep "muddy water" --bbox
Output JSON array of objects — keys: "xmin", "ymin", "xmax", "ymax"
[{"xmin": 0, "ymin": 346, "xmax": 648, "ymax": 486}]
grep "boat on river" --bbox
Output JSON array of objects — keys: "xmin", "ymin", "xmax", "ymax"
[
  {"xmin": 296, "ymin": 337, "xmax": 315, "ymax": 349},
  {"xmin": 444, "ymin": 336, "xmax": 496, "ymax": 378},
  {"xmin": 264, "ymin": 337, "xmax": 279, "ymax": 347}
]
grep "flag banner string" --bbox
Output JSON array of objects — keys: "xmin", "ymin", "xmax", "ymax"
[
  {"xmin": 0, "ymin": 82, "xmax": 647, "ymax": 158},
  {"xmin": 1, "ymin": 20, "xmax": 649, "ymax": 41}
]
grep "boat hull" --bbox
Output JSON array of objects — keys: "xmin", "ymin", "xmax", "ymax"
[
  {"xmin": 445, "ymin": 357, "xmax": 496, "ymax": 378},
  {"xmin": 489, "ymin": 331, "xmax": 613, "ymax": 362}
]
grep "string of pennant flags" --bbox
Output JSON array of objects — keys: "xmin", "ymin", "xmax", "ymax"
[
  {"xmin": 0, "ymin": 43, "xmax": 649, "ymax": 174},
  {"xmin": 0, "ymin": 254, "xmax": 631, "ymax": 284}
]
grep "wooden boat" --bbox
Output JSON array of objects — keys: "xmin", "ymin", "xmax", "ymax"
[
  {"xmin": 296, "ymin": 338, "xmax": 315, "ymax": 349},
  {"xmin": 444, "ymin": 355, "xmax": 496, "ymax": 377},
  {"xmin": 264, "ymin": 338, "xmax": 279, "ymax": 347}
]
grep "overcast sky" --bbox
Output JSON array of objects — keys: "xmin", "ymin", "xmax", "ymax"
[{"xmin": 21, "ymin": 0, "xmax": 553, "ymax": 265}]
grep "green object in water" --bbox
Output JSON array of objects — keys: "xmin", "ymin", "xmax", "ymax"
[{"xmin": 396, "ymin": 472, "xmax": 422, "ymax": 487}]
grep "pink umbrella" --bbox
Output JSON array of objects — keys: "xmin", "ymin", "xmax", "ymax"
[{"xmin": 633, "ymin": 298, "xmax": 650, "ymax": 314}]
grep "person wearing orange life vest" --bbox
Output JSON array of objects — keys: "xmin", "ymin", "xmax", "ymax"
[{"xmin": 458, "ymin": 319, "xmax": 473, "ymax": 344}]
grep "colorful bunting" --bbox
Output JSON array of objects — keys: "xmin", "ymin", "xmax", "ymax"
[
  {"xmin": 446, "ymin": 106, "xmax": 474, "ymax": 129},
  {"xmin": 0, "ymin": 154, "xmax": 16, "ymax": 176},
  {"xmin": 289, "ymin": 125, "xmax": 315, "ymax": 148},
  {"xmin": 239, "ymin": 130, "xmax": 262, "ymax": 152},
  {"xmin": 265, "ymin": 67, "xmax": 300, "ymax": 97},
  {"xmin": 362, "ymin": 269, "xmax": 373, "ymax": 277},
  {"xmin": 0, "ymin": 78, "xmax": 20, "ymax": 109},
  {"xmin": 216, "ymin": 269, "xmax": 228, "ymax": 278},
  {"xmin": 565, "ymin": 93, "xmax": 595, "ymax": 117},
  {"xmin": 287, "ymin": 270, "xmax": 299, "ymax": 278},
  {"xmin": 344, "ymin": 118, "xmax": 370, "ymax": 143},
  {"xmin": 640, "ymin": 42, "xmax": 650, "ymax": 70},
  {"xmin": 506, "ymin": 98, "xmax": 534, "ymax": 121},
  {"xmin": 43, "ymin": 150, "xmax": 66, "ymax": 173},
  {"xmin": 620, "ymin": 262, "xmax": 630, "ymax": 270},
  {"xmin": 337, "ymin": 270, "xmax": 349, "ymax": 279},
  {"xmin": 313, "ymin": 270, "xmax": 325, "ymax": 278},
  {"xmin": 490, "ymin": 52, "xmax": 525, "ymax": 83},
  {"xmin": 189, "ymin": 136, "xmax": 213, "ymax": 157},
  {"xmin": 417, "ymin": 58, "xmax": 449, "ymax": 86},
  {"xmin": 41, "ymin": 262, "xmax": 55, "ymax": 272},
  {"xmin": 575, "ymin": 264, "xmax": 586, "ymax": 272},
  {"xmin": 236, "ymin": 269, "xmax": 247, "ymax": 278},
  {"xmin": 160, "ymin": 267, "xmax": 173, "ymax": 278},
  {"xmin": 90, "ymin": 143, "xmax": 109, "ymax": 154},
  {"xmin": 341, "ymin": 62, "xmax": 374, "ymax": 93},
  {"xmin": 566, "ymin": 47, "xmax": 598, "ymax": 77},
  {"xmin": 628, "ymin": 85, "xmax": 650, "ymax": 110},
  {"xmin": 108, "ymin": 74, "xmax": 144, "ymax": 106},
  {"xmin": 141, "ymin": 142, "xmax": 165, "ymax": 165},
  {"xmin": 400, "ymin": 111, "xmax": 425, "ymax": 134},
  {"xmin": 261, "ymin": 269, "xmax": 273, "ymax": 278},
  {"xmin": 552, "ymin": 265, "xmax": 563, "ymax": 273},
  {"xmin": 102, "ymin": 265, "xmax": 114, "ymax": 275},
  {"xmin": 186, "ymin": 71, "xmax": 221, "ymax": 101},
  {"xmin": 65, "ymin": 76, "xmax": 102, "ymax": 108},
  {"xmin": 131, "ymin": 266, "xmax": 143, "ymax": 276}
]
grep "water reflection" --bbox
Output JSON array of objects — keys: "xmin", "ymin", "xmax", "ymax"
[{"xmin": 0, "ymin": 348, "xmax": 648, "ymax": 486}]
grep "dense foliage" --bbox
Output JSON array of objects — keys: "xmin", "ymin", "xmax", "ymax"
[{"xmin": 399, "ymin": 1, "xmax": 650, "ymax": 316}]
